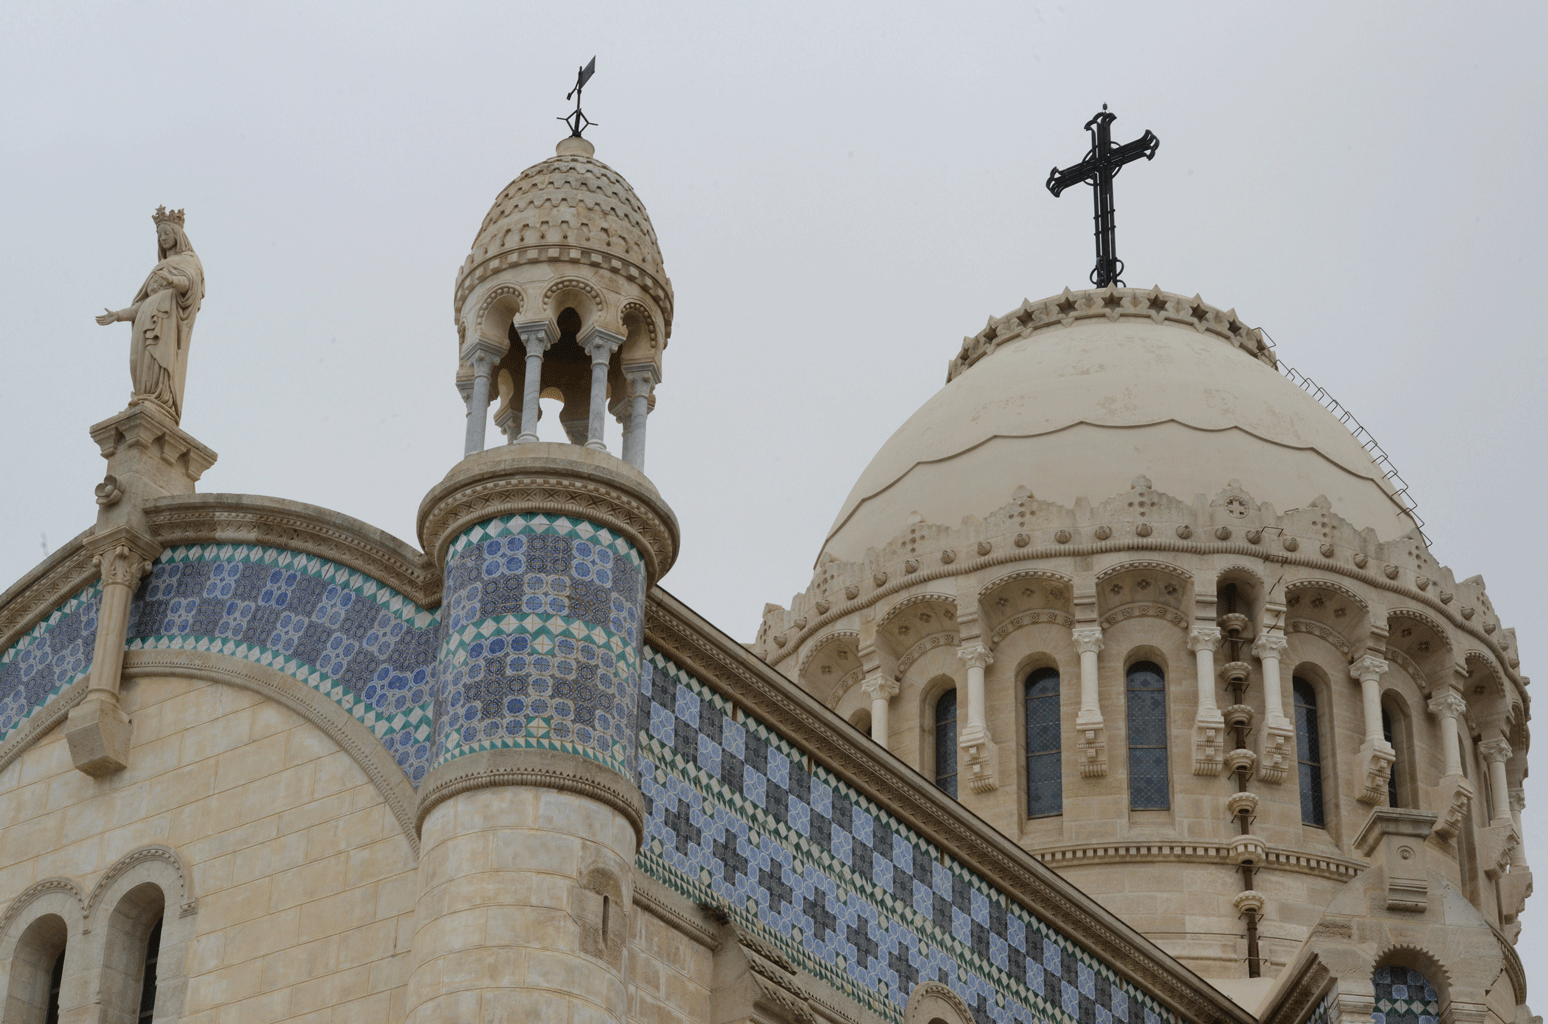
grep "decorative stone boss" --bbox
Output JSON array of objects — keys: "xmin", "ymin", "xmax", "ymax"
[{"xmin": 96, "ymin": 207, "xmax": 204, "ymax": 422}]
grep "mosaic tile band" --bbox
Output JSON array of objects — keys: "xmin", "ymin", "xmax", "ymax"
[
  {"xmin": 636, "ymin": 647, "xmax": 1175, "ymax": 1024},
  {"xmin": 124, "ymin": 543, "xmax": 441, "ymax": 785},
  {"xmin": 0, "ymin": 586, "xmax": 102, "ymax": 747},
  {"xmin": 433, "ymin": 514, "xmax": 645, "ymax": 776}
]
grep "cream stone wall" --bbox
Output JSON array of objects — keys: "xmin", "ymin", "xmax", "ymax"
[
  {"xmin": 626, "ymin": 910, "xmax": 711, "ymax": 1024},
  {"xmin": 0, "ymin": 673, "xmax": 418, "ymax": 1023}
]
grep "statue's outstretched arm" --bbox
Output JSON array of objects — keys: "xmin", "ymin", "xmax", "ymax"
[{"xmin": 95, "ymin": 302, "xmax": 140, "ymax": 326}]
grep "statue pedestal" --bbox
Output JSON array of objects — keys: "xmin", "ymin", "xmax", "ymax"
[{"xmin": 89, "ymin": 402, "xmax": 218, "ymax": 534}]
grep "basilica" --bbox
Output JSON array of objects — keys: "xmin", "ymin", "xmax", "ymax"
[{"xmin": 0, "ymin": 125, "xmax": 1533, "ymax": 1024}]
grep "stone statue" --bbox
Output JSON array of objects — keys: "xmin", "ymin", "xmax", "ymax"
[{"xmin": 96, "ymin": 207, "xmax": 204, "ymax": 421}]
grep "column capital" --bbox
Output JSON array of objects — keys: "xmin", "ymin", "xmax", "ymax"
[
  {"xmin": 1478, "ymin": 737, "xmax": 1513, "ymax": 765},
  {"xmin": 1071, "ymin": 627, "xmax": 1105, "ymax": 655},
  {"xmin": 580, "ymin": 325, "xmax": 626, "ymax": 361},
  {"xmin": 861, "ymin": 676, "xmax": 901, "ymax": 701},
  {"xmin": 1186, "ymin": 627, "xmax": 1222, "ymax": 653},
  {"xmin": 1509, "ymin": 786, "xmax": 1527, "ymax": 814},
  {"xmin": 623, "ymin": 361, "xmax": 661, "ymax": 393},
  {"xmin": 1427, "ymin": 690, "xmax": 1468, "ymax": 719},
  {"xmin": 514, "ymin": 319, "xmax": 559, "ymax": 356},
  {"xmin": 1251, "ymin": 633, "xmax": 1290, "ymax": 660},
  {"xmin": 1350, "ymin": 654, "xmax": 1389, "ymax": 684},
  {"xmin": 459, "ymin": 336, "xmax": 507, "ymax": 370},
  {"xmin": 957, "ymin": 643, "xmax": 993, "ymax": 671}
]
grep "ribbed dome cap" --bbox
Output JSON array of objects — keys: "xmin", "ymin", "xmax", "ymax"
[{"xmin": 455, "ymin": 136, "xmax": 670, "ymax": 326}]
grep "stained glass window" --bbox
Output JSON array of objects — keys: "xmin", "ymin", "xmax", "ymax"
[
  {"xmin": 1025, "ymin": 668, "xmax": 1062, "ymax": 817},
  {"xmin": 934, "ymin": 689, "xmax": 958, "ymax": 798},
  {"xmin": 1126, "ymin": 662, "xmax": 1168, "ymax": 810},
  {"xmin": 1372, "ymin": 966, "xmax": 1439, "ymax": 1024},
  {"xmin": 1294, "ymin": 677, "xmax": 1325, "ymax": 826},
  {"xmin": 1382, "ymin": 707, "xmax": 1400, "ymax": 808}
]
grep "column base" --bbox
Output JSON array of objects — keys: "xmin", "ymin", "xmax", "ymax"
[
  {"xmin": 1257, "ymin": 714, "xmax": 1295, "ymax": 784},
  {"xmin": 959, "ymin": 726, "xmax": 999, "ymax": 793},
  {"xmin": 1075, "ymin": 715, "xmax": 1108, "ymax": 778},
  {"xmin": 1354, "ymin": 738, "xmax": 1397, "ymax": 805},
  {"xmin": 64, "ymin": 695, "xmax": 133, "ymax": 776},
  {"xmin": 1192, "ymin": 710, "xmax": 1227, "ymax": 776}
]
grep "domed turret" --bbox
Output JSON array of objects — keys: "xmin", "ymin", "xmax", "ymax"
[{"xmin": 453, "ymin": 136, "xmax": 672, "ymax": 466}]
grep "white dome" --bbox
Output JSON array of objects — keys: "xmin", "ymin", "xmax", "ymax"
[{"xmin": 820, "ymin": 288, "xmax": 1417, "ymax": 563}]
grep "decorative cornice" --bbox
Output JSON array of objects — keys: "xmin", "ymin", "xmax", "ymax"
[
  {"xmin": 143, "ymin": 494, "xmax": 441, "ymax": 608},
  {"xmin": 948, "ymin": 287, "xmax": 1274, "ymax": 382},
  {"xmin": 1099, "ymin": 602, "xmax": 1188, "ymax": 632},
  {"xmin": 894, "ymin": 633, "xmax": 958, "ymax": 674},
  {"xmin": 417, "ymin": 444, "xmax": 678, "ymax": 583},
  {"xmin": 416, "ymin": 747, "xmax": 645, "ymax": 848},
  {"xmin": 120, "ymin": 649, "xmax": 422, "ymax": 856},
  {"xmin": 1028, "ymin": 841, "xmax": 1364, "ymax": 882},
  {"xmin": 0, "ymin": 532, "xmax": 97, "ymax": 658},
  {"xmin": 989, "ymin": 609, "xmax": 1074, "ymax": 648},
  {"xmin": 1288, "ymin": 618, "xmax": 1352, "ymax": 656},
  {"xmin": 1095, "ymin": 559, "xmax": 1194, "ymax": 584},
  {"xmin": 978, "ymin": 567, "xmax": 1075, "ymax": 599},
  {"xmin": 644, "ymin": 589, "xmax": 1257, "ymax": 1024},
  {"xmin": 1284, "ymin": 576, "xmax": 1369, "ymax": 611},
  {"xmin": 632, "ymin": 872, "xmax": 721, "ymax": 951},
  {"xmin": 767, "ymin": 531, "xmax": 1522, "ymax": 698}
]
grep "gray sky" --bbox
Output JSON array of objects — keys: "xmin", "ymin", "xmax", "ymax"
[{"xmin": 2, "ymin": 0, "xmax": 1544, "ymax": 972}]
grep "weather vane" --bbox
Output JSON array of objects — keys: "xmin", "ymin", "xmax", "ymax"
[
  {"xmin": 1046, "ymin": 104, "xmax": 1160, "ymax": 288},
  {"xmin": 561, "ymin": 56, "xmax": 597, "ymax": 138}
]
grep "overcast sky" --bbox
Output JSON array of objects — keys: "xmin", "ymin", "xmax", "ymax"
[{"xmin": 2, "ymin": 0, "xmax": 1544, "ymax": 973}]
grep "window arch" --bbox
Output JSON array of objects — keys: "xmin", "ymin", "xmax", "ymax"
[
  {"xmin": 1025, "ymin": 667, "xmax": 1062, "ymax": 817},
  {"xmin": 1126, "ymin": 661, "xmax": 1168, "ymax": 810},
  {"xmin": 5, "ymin": 914, "xmax": 67, "ymax": 1024},
  {"xmin": 1292, "ymin": 677, "xmax": 1325, "ymax": 826},
  {"xmin": 1372, "ymin": 965, "xmax": 1439, "ymax": 1024},
  {"xmin": 1381, "ymin": 707, "xmax": 1399, "ymax": 808},
  {"xmin": 934, "ymin": 689, "xmax": 959, "ymax": 797},
  {"xmin": 100, "ymin": 882, "xmax": 164, "ymax": 1024}
]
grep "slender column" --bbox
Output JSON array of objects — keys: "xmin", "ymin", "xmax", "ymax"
[
  {"xmin": 1250, "ymin": 632, "xmax": 1295, "ymax": 784},
  {"xmin": 580, "ymin": 327, "xmax": 625, "ymax": 451},
  {"xmin": 862, "ymin": 676, "xmax": 900, "ymax": 749},
  {"xmin": 621, "ymin": 363, "xmax": 660, "ymax": 470},
  {"xmin": 1251, "ymin": 633, "xmax": 1290, "ymax": 724},
  {"xmin": 1188, "ymin": 627, "xmax": 1226, "ymax": 776},
  {"xmin": 1071, "ymin": 628, "xmax": 1107, "ymax": 778},
  {"xmin": 1508, "ymin": 787, "xmax": 1529, "ymax": 869},
  {"xmin": 1351, "ymin": 654, "xmax": 1390, "ymax": 747},
  {"xmin": 1350, "ymin": 654, "xmax": 1394, "ymax": 804},
  {"xmin": 1478, "ymin": 738, "xmax": 1513, "ymax": 824},
  {"xmin": 1188, "ymin": 627, "xmax": 1223, "ymax": 714},
  {"xmin": 1072, "ymin": 628, "xmax": 1104, "ymax": 722},
  {"xmin": 459, "ymin": 338, "xmax": 505, "ymax": 457},
  {"xmin": 64, "ymin": 541, "xmax": 155, "ymax": 775},
  {"xmin": 957, "ymin": 644, "xmax": 992, "ymax": 733},
  {"xmin": 1428, "ymin": 691, "xmax": 1466, "ymax": 775},
  {"xmin": 514, "ymin": 321, "xmax": 558, "ymax": 443}
]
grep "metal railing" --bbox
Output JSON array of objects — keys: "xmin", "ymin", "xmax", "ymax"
[{"xmin": 1258, "ymin": 329, "xmax": 1427, "ymax": 542}]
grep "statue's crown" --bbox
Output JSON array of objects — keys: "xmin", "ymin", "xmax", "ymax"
[{"xmin": 152, "ymin": 205, "xmax": 185, "ymax": 227}]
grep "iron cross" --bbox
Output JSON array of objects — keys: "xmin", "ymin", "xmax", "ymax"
[{"xmin": 1046, "ymin": 105, "xmax": 1160, "ymax": 288}]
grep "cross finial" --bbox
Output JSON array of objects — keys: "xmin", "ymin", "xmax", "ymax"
[
  {"xmin": 1046, "ymin": 106, "xmax": 1159, "ymax": 288},
  {"xmin": 561, "ymin": 56, "xmax": 597, "ymax": 138}
]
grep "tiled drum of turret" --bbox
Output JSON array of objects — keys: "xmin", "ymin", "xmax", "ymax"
[{"xmin": 433, "ymin": 514, "xmax": 644, "ymax": 777}]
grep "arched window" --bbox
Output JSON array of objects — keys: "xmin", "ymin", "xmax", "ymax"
[
  {"xmin": 6, "ymin": 914, "xmax": 68, "ymax": 1024},
  {"xmin": 100, "ymin": 883, "xmax": 165, "ymax": 1024},
  {"xmin": 1126, "ymin": 661, "xmax": 1168, "ymax": 810},
  {"xmin": 1382, "ymin": 707, "xmax": 1400, "ymax": 808},
  {"xmin": 1293, "ymin": 677, "xmax": 1325, "ymax": 826},
  {"xmin": 1025, "ymin": 668, "xmax": 1062, "ymax": 817},
  {"xmin": 934, "ymin": 689, "xmax": 958, "ymax": 797},
  {"xmin": 137, "ymin": 917, "xmax": 163, "ymax": 1023}
]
